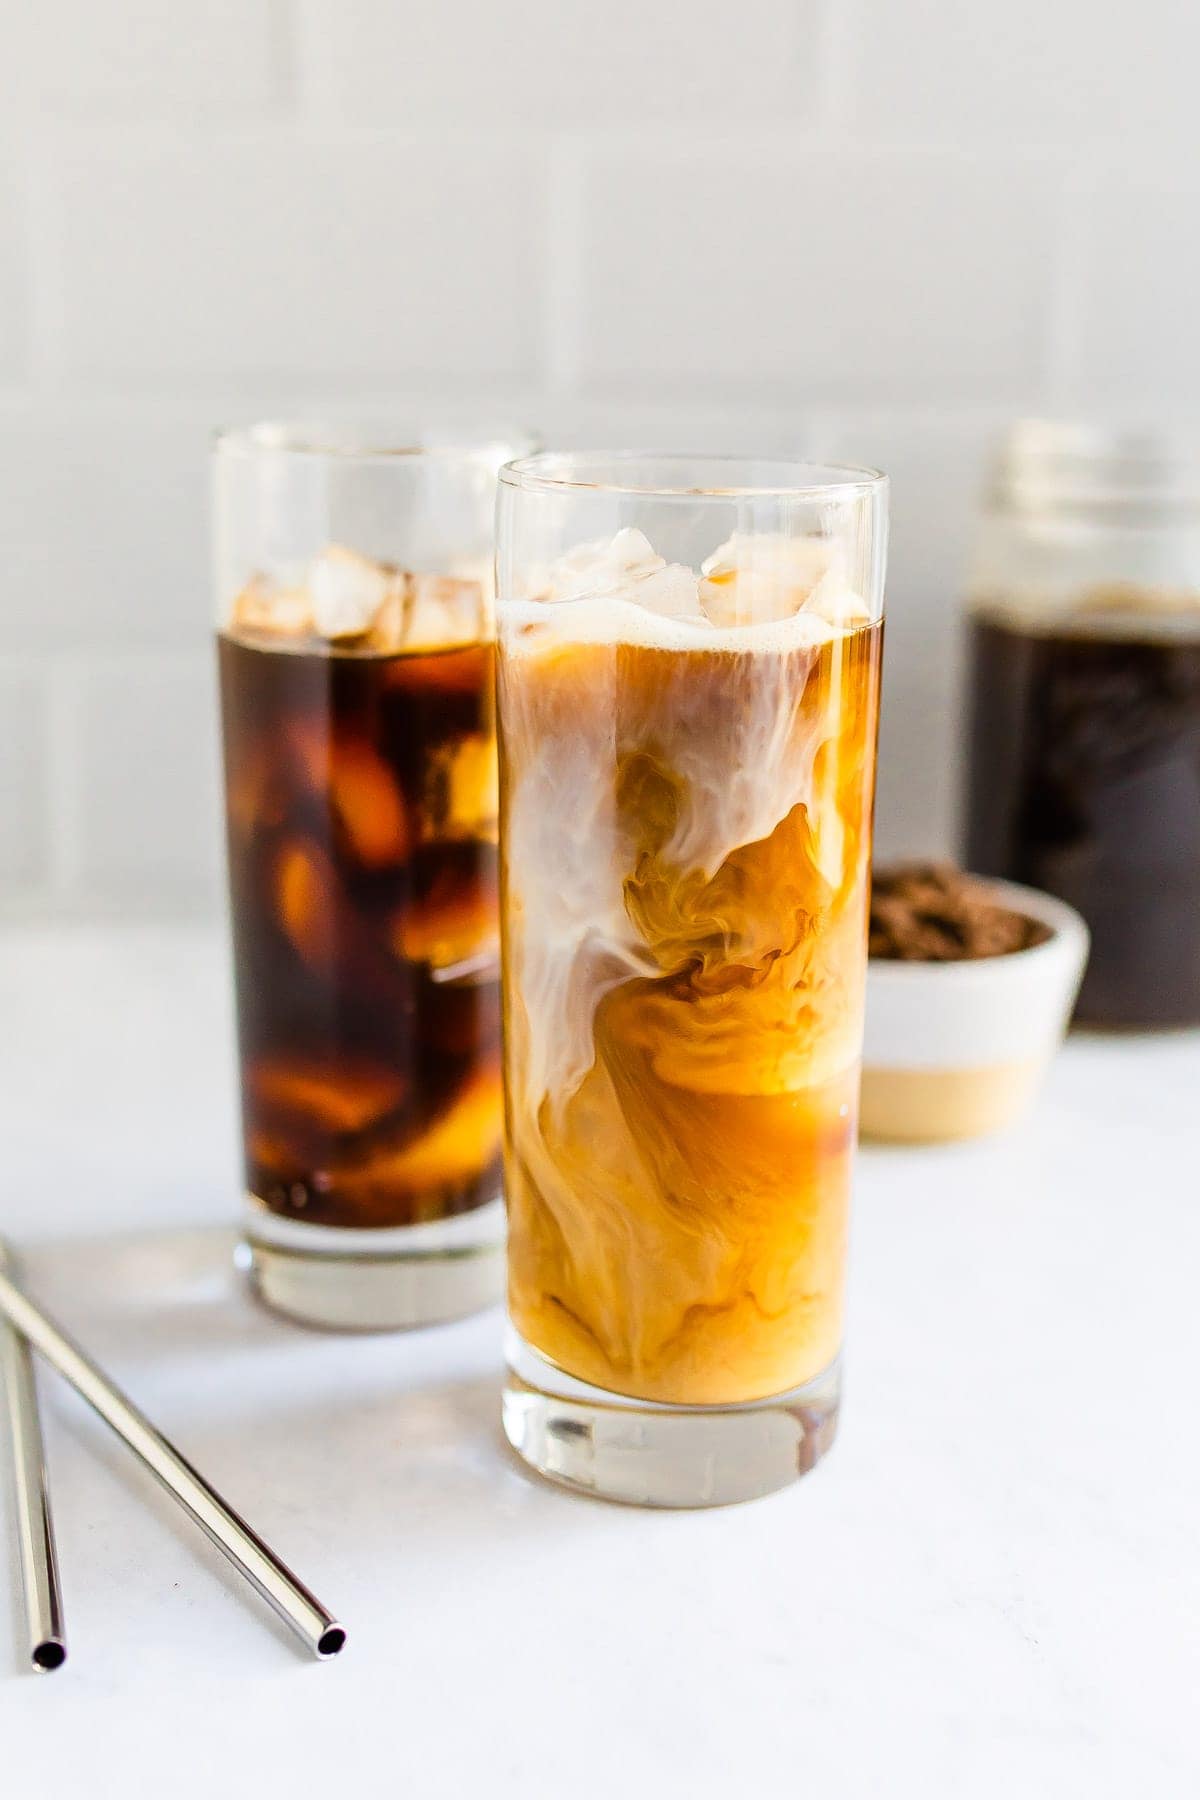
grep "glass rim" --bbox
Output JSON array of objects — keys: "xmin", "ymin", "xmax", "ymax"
[
  {"xmin": 497, "ymin": 450, "xmax": 888, "ymax": 501},
  {"xmin": 213, "ymin": 419, "xmax": 538, "ymax": 466}
]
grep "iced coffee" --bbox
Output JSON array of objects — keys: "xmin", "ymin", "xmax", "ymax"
[
  {"xmin": 221, "ymin": 547, "xmax": 501, "ymax": 1230},
  {"xmin": 215, "ymin": 429, "xmax": 520, "ymax": 1328},
  {"xmin": 962, "ymin": 420, "xmax": 1200, "ymax": 1029},
  {"xmin": 966, "ymin": 588, "xmax": 1200, "ymax": 1026},
  {"xmin": 498, "ymin": 521, "xmax": 883, "ymax": 1413}
]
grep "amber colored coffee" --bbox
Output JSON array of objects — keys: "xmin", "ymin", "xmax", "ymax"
[{"xmin": 499, "ymin": 617, "xmax": 883, "ymax": 1405}]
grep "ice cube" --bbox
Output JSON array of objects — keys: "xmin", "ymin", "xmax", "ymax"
[
  {"xmin": 545, "ymin": 527, "xmax": 665, "ymax": 600},
  {"xmin": 702, "ymin": 532, "xmax": 835, "ymax": 589},
  {"xmin": 391, "ymin": 846, "xmax": 498, "ymax": 972},
  {"xmin": 228, "ymin": 574, "xmax": 314, "ymax": 639},
  {"xmin": 602, "ymin": 526, "xmax": 663, "ymax": 578},
  {"xmin": 448, "ymin": 552, "xmax": 496, "ymax": 606},
  {"xmin": 699, "ymin": 569, "xmax": 802, "ymax": 627},
  {"xmin": 336, "ymin": 1068, "xmax": 503, "ymax": 1199},
  {"xmin": 803, "ymin": 569, "xmax": 872, "ymax": 628},
  {"xmin": 630, "ymin": 562, "xmax": 706, "ymax": 622},
  {"xmin": 329, "ymin": 739, "xmax": 410, "ymax": 867},
  {"xmin": 274, "ymin": 840, "xmax": 342, "ymax": 970},
  {"xmin": 699, "ymin": 533, "xmax": 839, "ymax": 627},
  {"xmin": 362, "ymin": 581, "xmax": 417, "ymax": 654},
  {"xmin": 249, "ymin": 1056, "xmax": 408, "ymax": 1136},
  {"xmin": 404, "ymin": 573, "xmax": 485, "ymax": 651},
  {"xmin": 309, "ymin": 544, "xmax": 397, "ymax": 641},
  {"xmin": 421, "ymin": 732, "xmax": 499, "ymax": 842}
]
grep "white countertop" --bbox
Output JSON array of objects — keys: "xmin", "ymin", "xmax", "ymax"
[{"xmin": 0, "ymin": 925, "xmax": 1196, "ymax": 1797}]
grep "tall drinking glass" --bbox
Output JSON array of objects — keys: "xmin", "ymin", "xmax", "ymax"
[
  {"xmin": 495, "ymin": 454, "xmax": 887, "ymax": 1504},
  {"xmin": 214, "ymin": 425, "xmax": 528, "ymax": 1329}
]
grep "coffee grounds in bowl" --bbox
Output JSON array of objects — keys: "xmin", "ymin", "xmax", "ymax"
[{"xmin": 869, "ymin": 862, "xmax": 1052, "ymax": 962}]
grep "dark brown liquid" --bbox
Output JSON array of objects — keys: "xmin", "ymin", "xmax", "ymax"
[
  {"xmin": 965, "ymin": 611, "xmax": 1200, "ymax": 1026},
  {"xmin": 218, "ymin": 632, "xmax": 502, "ymax": 1227}
]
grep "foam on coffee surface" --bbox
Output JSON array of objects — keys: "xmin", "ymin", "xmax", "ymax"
[
  {"xmin": 502, "ymin": 526, "xmax": 870, "ymax": 655},
  {"xmin": 972, "ymin": 578, "xmax": 1200, "ymax": 642}
]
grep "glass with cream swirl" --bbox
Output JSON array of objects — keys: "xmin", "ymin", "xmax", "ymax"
[{"xmin": 495, "ymin": 458, "xmax": 886, "ymax": 1462}]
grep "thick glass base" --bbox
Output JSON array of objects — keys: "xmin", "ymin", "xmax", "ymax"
[
  {"xmin": 239, "ymin": 1197, "xmax": 505, "ymax": 1331},
  {"xmin": 502, "ymin": 1329, "xmax": 841, "ymax": 1508}
]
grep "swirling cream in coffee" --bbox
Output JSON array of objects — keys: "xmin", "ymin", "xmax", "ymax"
[{"xmin": 497, "ymin": 530, "xmax": 882, "ymax": 1405}]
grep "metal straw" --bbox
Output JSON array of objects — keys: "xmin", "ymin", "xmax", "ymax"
[
  {"xmin": 0, "ymin": 1263, "xmax": 67, "ymax": 1672},
  {"xmin": 0, "ymin": 1240, "xmax": 345, "ymax": 1661}
]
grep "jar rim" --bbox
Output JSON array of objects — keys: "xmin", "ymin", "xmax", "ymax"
[{"xmin": 989, "ymin": 418, "xmax": 1200, "ymax": 517}]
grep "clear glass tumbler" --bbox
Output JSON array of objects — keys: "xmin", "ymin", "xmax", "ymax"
[
  {"xmin": 214, "ymin": 424, "xmax": 529, "ymax": 1329},
  {"xmin": 495, "ymin": 453, "xmax": 887, "ymax": 1504}
]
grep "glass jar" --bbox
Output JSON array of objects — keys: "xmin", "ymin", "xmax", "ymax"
[{"xmin": 963, "ymin": 421, "xmax": 1200, "ymax": 1027}]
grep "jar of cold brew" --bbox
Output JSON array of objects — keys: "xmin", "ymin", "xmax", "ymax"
[{"xmin": 964, "ymin": 422, "xmax": 1200, "ymax": 1027}]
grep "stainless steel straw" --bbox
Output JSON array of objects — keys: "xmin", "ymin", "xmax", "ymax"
[
  {"xmin": 0, "ymin": 1240, "xmax": 345, "ymax": 1661},
  {"xmin": 0, "ymin": 1256, "xmax": 67, "ymax": 1672}
]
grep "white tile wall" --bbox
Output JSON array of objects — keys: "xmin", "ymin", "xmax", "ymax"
[
  {"xmin": 0, "ymin": 400, "xmax": 209, "ymax": 650},
  {"xmin": 296, "ymin": 0, "xmax": 816, "ymax": 124},
  {"xmin": 0, "ymin": 0, "xmax": 287, "ymax": 116},
  {"xmin": 0, "ymin": 0, "xmax": 1197, "ymax": 917},
  {"xmin": 1056, "ymin": 173, "xmax": 1200, "ymax": 418},
  {"xmin": 57, "ymin": 654, "xmax": 223, "ymax": 914},
  {"xmin": 48, "ymin": 130, "xmax": 543, "ymax": 380},
  {"xmin": 845, "ymin": 0, "xmax": 1199, "ymax": 146},
  {"xmin": 573, "ymin": 146, "xmax": 1056, "ymax": 402},
  {"xmin": 0, "ymin": 665, "xmax": 50, "ymax": 885},
  {"xmin": 0, "ymin": 153, "xmax": 25, "ymax": 378}
]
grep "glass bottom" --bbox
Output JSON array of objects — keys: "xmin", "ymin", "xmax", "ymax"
[
  {"xmin": 502, "ymin": 1329, "xmax": 841, "ymax": 1508},
  {"xmin": 239, "ymin": 1196, "xmax": 505, "ymax": 1330}
]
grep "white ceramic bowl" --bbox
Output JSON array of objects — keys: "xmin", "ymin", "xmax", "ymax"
[{"xmin": 860, "ymin": 878, "xmax": 1090, "ymax": 1143}]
